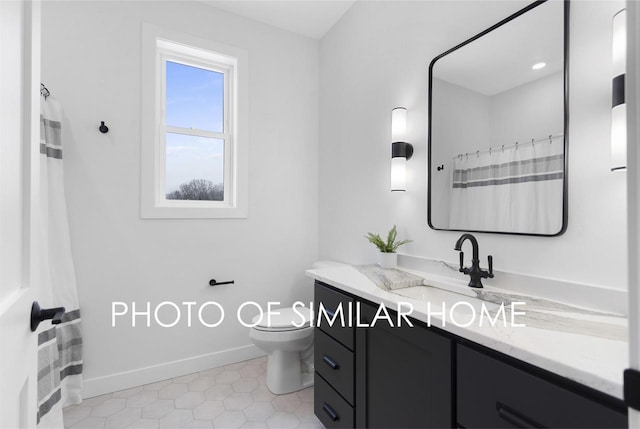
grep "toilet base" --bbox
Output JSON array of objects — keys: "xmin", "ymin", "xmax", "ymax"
[{"xmin": 266, "ymin": 349, "xmax": 315, "ymax": 394}]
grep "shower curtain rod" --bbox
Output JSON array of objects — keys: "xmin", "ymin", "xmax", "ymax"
[{"xmin": 454, "ymin": 133, "xmax": 564, "ymax": 159}]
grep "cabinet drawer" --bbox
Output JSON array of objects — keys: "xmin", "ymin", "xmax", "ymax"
[
  {"xmin": 457, "ymin": 344, "xmax": 626, "ymax": 428},
  {"xmin": 315, "ymin": 372, "xmax": 355, "ymax": 428},
  {"xmin": 315, "ymin": 282, "xmax": 354, "ymax": 350},
  {"xmin": 315, "ymin": 329, "xmax": 354, "ymax": 405}
]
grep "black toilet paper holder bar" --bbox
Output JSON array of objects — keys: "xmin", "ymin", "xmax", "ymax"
[{"xmin": 209, "ymin": 279, "xmax": 234, "ymax": 286}]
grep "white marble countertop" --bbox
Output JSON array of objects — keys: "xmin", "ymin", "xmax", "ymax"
[{"xmin": 306, "ymin": 263, "xmax": 628, "ymax": 400}]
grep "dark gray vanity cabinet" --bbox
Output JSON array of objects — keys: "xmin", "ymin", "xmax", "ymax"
[
  {"xmin": 313, "ymin": 281, "xmax": 453, "ymax": 428},
  {"xmin": 314, "ymin": 283, "xmax": 356, "ymax": 428},
  {"xmin": 355, "ymin": 301, "xmax": 453, "ymax": 429},
  {"xmin": 313, "ymin": 281, "xmax": 626, "ymax": 429},
  {"xmin": 457, "ymin": 344, "xmax": 627, "ymax": 428}
]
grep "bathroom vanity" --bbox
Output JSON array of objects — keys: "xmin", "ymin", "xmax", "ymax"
[
  {"xmin": 310, "ymin": 271, "xmax": 628, "ymax": 429},
  {"xmin": 313, "ymin": 282, "xmax": 453, "ymax": 428}
]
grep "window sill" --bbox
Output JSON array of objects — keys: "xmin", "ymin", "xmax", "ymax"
[{"xmin": 140, "ymin": 205, "xmax": 248, "ymax": 219}]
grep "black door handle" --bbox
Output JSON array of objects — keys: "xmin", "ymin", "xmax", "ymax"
[{"xmin": 31, "ymin": 301, "xmax": 65, "ymax": 332}]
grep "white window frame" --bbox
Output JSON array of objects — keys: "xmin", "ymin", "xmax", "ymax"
[{"xmin": 141, "ymin": 24, "xmax": 248, "ymax": 218}]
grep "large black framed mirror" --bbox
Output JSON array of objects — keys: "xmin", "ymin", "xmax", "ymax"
[{"xmin": 428, "ymin": 0, "xmax": 569, "ymax": 236}]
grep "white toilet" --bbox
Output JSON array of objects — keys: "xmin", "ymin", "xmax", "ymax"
[{"xmin": 249, "ymin": 306, "xmax": 314, "ymax": 394}]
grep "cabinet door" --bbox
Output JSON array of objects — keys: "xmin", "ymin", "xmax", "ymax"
[
  {"xmin": 315, "ymin": 374, "xmax": 355, "ymax": 428},
  {"xmin": 356, "ymin": 301, "xmax": 453, "ymax": 428},
  {"xmin": 315, "ymin": 281, "xmax": 355, "ymax": 350},
  {"xmin": 315, "ymin": 329, "xmax": 355, "ymax": 405},
  {"xmin": 457, "ymin": 344, "xmax": 627, "ymax": 428}
]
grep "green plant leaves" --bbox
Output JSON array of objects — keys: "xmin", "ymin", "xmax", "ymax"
[
  {"xmin": 365, "ymin": 225, "xmax": 412, "ymax": 253},
  {"xmin": 386, "ymin": 225, "xmax": 397, "ymax": 250},
  {"xmin": 365, "ymin": 232, "xmax": 388, "ymax": 252}
]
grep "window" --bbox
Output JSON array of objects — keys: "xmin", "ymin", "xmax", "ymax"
[{"xmin": 141, "ymin": 24, "xmax": 248, "ymax": 218}]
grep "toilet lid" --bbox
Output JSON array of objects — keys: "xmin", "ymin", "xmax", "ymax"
[{"xmin": 252, "ymin": 307, "xmax": 313, "ymax": 330}]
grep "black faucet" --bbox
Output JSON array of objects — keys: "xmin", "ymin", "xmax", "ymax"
[{"xmin": 454, "ymin": 233, "xmax": 493, "ymax": 288}]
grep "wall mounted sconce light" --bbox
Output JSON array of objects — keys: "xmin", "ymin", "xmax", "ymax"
[
  {"xmin": 391, "ymin": 107, "xmax": 413, "ymax": 191},
  {"xmin": 611, "ymin": 8, "xmax": 626, "ymax": 171}
]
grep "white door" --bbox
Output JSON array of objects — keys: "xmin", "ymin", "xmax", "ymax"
[
  {"xmin": 0, "ymin": 1, "xmax": 42, "ymax": 428},
  {"xmin": 629, "ymin": 1, "xmax": 640, "ymax": 428}
]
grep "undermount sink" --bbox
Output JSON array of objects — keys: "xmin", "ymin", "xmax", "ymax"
[
  {"xmin": 387, "ymin": 280, "xmax": 627, "ymax": 341},
  {"xmin": 353, "ymin": 264, "xmax": 625, "ymax": 340},
  {"xmin": 390, "ymin": 284, "xmax": 504, "ymax": 314}
]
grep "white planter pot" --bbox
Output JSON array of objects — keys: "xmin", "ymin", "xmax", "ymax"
[{"xmin": 378, "ymin": 252, "xmax": 397, "ymax": 269}]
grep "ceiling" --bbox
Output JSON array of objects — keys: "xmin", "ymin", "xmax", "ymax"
[{"xmin": 198, "ymin": 0, "xmax": 357, "ymax": 40}]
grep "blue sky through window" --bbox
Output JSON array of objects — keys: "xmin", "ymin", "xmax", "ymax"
[
  {"xmin": 165, "ymin": 61, "xmax": 225, "ymax": 198},
  {"xmin": 166, "ymin": 61, "xmax": 224, "ymax": 132}
]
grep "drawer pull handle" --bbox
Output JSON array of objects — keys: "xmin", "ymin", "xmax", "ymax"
[
  {"xmin": 323, "ymin": 402, "xmax": 339, "ymax": 422},
  {"xmin": 322, "ymin": 355, "xmax": 340, "ymax": 370},
  {"xmin": 497, "ymin": 403, "xmax": 544, "ymax": 428}
]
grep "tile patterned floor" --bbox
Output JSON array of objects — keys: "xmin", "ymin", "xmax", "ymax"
[{"xmin": 63, "ymin": 357, "xmax": 323, "ymax": 429}]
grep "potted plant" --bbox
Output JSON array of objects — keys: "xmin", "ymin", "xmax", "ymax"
[{"xmin": 365, "ymin": 225, "xmax": 412, "ymax": 269}]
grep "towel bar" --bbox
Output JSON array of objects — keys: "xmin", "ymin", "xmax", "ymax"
[{"xmin": 209, "ymin": 279, "xmax": 234, "ymax": 286}]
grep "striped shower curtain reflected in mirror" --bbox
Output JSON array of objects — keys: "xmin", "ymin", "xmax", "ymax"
[
  {"xmin": 37, "ymin": 98, "xmax": 83, "ymax": 427},
  {"xmin": 449, "ymin": 137, "xmax": 564, "ymax": 234}
]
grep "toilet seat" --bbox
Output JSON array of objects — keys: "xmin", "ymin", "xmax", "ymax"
[{"xmin": 251, "ymin": 307, "xmax": 313, "ymax": 332}]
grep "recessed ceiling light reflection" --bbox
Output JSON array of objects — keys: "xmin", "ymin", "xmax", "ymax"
[{"xmin": 532, "ymin": 62, "xmax": 546, "ymax": 70}]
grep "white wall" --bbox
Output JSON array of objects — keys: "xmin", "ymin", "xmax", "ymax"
[
  {"xmin": 430, "ymin": 78, "xmax": 491, "ymax": 227},
  {"xmin": 319, "ymin": 1, "xmax": 627, "ymax": 290},
  {"xmin": 490, "ymin": 72, "xmax": 564, "ymax": 147},
  {"xmin": 42, "ymin": 1, "xmax": 319, "ymax": 395}
]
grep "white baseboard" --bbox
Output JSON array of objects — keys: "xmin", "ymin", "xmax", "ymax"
[{"xmin": 82, "ymin": 344, "xmax": 266, "ymax": 399}]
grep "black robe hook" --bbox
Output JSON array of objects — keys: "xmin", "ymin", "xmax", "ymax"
[{"xmin": 99, "ymin": 121, "xmax": 109, "ymax": 134}]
